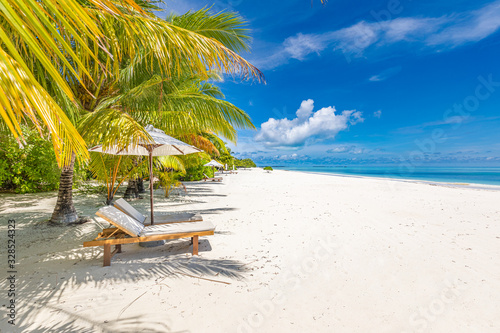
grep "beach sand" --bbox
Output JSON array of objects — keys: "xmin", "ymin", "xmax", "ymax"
[{"xmin": 1, "ymin": 169, "xmax": 499, "ymax": 332}]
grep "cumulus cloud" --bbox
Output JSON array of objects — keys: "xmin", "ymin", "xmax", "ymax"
[
  {"xmin": 255, "ymin": 100, "xmax": 364, "ymax": 148},
  {"xmin": 296, "ymin": 99, "xmax": 315, "ymax": 119},
  {"xmin": 258, "ymin": 1, "xmax": 500, "ymax": 69},
  {"xmin": 373, "ymin": 110, "xmax": 382, "ymax": 118}
]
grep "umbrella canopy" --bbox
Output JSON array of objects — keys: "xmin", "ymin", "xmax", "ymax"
[
  {"xmin": 90, "ymin": 125, "xmax": 202, "ymax": 224},
  {"xmin": 204, "ymin": 160, "xmax": 224, "ymax": 168},
  {"xmin": 89, "ymin": 125, "xmax": 201, "ymax": 156}
]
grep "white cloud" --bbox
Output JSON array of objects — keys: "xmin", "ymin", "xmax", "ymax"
[
  {"xmin": 255, "ymin": 99, "xmax": 364, "ymax": 147},
  {"xmin": 373, "ymin": 110, "xmax": 382, "ymax": 118},
  {"xmin": 427, "ymin": 1, "xmax": 500, "ymax": 47},
  {"xmin": 296, "ymin": 99, "xmax": 314, "ymax": 119},
  {"xmin": 283, "ymin": 33, "xmax": 329, "ymax": 60},
  {"xmin": 259, "ymin": 1, "xmax": 500, "ymax": 69},
  {"xmin": 275, "ymin": 153, "xmax": 308, "ymax": 161},
  {"xmin": 327, "ymin": 145, "xmax": 356, "ymax": 153},
  {"xmin": 330, "ymin": 21, "xmax": 381, "ymax": 56},
  {"xmin": 369, "ymin": 66, "xmax": 402, "ymax": 82},
  {"xmin": 352, "ymin": 148, "xmax": 365, "ymax": 154},
  {"xmin": 326, "ymin": 145, "xmax": 365, "ymax": 154}
]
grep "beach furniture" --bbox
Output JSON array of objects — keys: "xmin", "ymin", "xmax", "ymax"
[
  {"xmin": 89, "ymin": 125, "xmax": 202, "ymax": 225},
  {"xmin": 203, "ymin": 173, "xmax": 223, "ymax": 182},
  {"xmin": 83, "ymin": 206, "xmax": 215, "ymax": 266},
  {"xmin": 113, "ymin": 198, "xmax": 202, "ymax": 225}
]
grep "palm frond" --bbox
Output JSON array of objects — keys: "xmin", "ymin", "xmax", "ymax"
[
  {"xmin": 167, "ymin": 8, "xmax": 251, "ymax": 53},
  {"xmin": 78, "ymin": 108, "xmax": 153, "ymax": 151},
  {"xmin": 156, "ymin": 155, "xmax": 186, "ymax": 173},
  {"xmin": 0, "ymin": 0, "xmax": 153, "ymax": 165},
  {"xmin": 178, "ymin": 134, "xmax": 220, "ymax": 156},
  {"xmin": 0, "ymin": 50, "xmax": 88, "ymax": 165},
  {"xmin": 90, "ymin": 8, "xmax": 265, "ymax": 82}
]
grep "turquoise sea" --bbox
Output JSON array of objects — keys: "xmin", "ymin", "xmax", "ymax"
[{"xmin": 270, "ymin": 165, "xmax": 500, "ymax": 186}]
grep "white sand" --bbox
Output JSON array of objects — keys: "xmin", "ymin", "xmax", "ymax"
[{"xmin": 1, "ymin": 169, "xmax": 500, "ymax": 332}]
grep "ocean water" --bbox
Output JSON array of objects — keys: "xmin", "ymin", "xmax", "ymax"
[{"xmin": 270, "ymin": 165, "xmax": 500, "ymax": 186}]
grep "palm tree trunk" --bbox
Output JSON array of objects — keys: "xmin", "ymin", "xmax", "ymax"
[
  {"xmin": 137, "ymin": 177, "xmax": 145, "ymax": 193},
  {"xmin": 50, "ymin": 153, "xmax": 78, "ymax": 223},
  {"xmin": 124, "ymin": 178, "xmax": 139, "ymax": 199}
]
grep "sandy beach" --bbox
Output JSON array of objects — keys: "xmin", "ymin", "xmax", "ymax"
[{"xmin": 1, "ymin": 168, "xmax": 500, "ymax": 332}]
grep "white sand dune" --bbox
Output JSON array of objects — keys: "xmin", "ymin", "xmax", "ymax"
[{"xmin": 1, "ymin": 169, "xmax": 500, "ymax": 332}]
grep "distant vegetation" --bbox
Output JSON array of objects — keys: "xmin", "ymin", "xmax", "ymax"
[
  {"xmin": 235, "ymin": 158, "xmax": 257, "ymax": 168},
  {"xmin": 0, "ymin": 133, "xmax": 256, "ymax": 195},
  {"xmin": 263, "ymin": 166, "xmax": 273, "ymax": 171}
]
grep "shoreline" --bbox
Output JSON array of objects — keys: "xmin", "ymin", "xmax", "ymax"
[{"xmin": 270, "ymin": 167, "xmax": 500, "ymax": 191}]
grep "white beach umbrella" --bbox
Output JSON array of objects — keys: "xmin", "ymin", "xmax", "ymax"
[
  {"xmin": 204, "ymin": 160, "xmax": 223, "ymax": 176},
  {"xmin": 89, "ymin": 125, "xmax": 202, "ymax": 224},
  {"xmin": 204, "ymin": 160, "xmax": 224, "ymax": 168}
]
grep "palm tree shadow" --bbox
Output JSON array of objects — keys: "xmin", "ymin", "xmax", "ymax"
[
  {"xmin": 0, "ymin": 195, "xmax": 246, "ymax": 332},
  {"xmin": 13, "ymin": 306, "xmax": 175, "ymax": 333},
  {"xmin": 2, "ymin": 227, "xmax": 247, "ymax": 332}
]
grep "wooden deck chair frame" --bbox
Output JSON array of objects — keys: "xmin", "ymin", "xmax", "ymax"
[
  {"xmin": 84, "ymin": 208, "xmax": 214, "ymax": 266},
  {"xmin": 202, "ymin": 173, "xmax": 223, "ymax": 182}
]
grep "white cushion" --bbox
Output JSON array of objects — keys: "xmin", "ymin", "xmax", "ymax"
[
  {"xmin": 97, "ymin": 206, "xmax": 144, "ymax": 237},
  {"xmin": 144, "ymin": 212, "xmax": 203, "ymax": 224},
  {"xmin": 113, "ymin": 198, "xmax": 146, "ymax": 224},
  {"xmin": 139, "ymin": 221, "xmax": 215, "ymax": 237}
]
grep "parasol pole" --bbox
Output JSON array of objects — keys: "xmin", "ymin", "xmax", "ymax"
[{"xmin": 149, "ymin": 149, "xmax": 155, "ymax": 225}]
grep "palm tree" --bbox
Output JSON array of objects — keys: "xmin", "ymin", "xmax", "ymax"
[
  {"xmin": 0, "ymin": 0, "xmax": 119, "ymax": 166},
  {"xmin": 80, "ymin": 69, "xmax": 256, "ymax": 206},
  {"xmin": 0, "ymin": 1, "xmax": 262, "ymax": 164},
  {"xmin": 50, "ymin": 6, "xmax": 262, "ymax": 223}
]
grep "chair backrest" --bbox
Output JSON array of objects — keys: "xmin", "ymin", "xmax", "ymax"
[
  {"xmin": 113, "ymin": 198, "xmax": 146, "ymax": 224},
  {"xmin": 96, "ymin": 206, "xmax": 145, "ymax": 237},
  {"xmin": 203, "ymin": 173, "xmax": 210, "ymax": 179}
]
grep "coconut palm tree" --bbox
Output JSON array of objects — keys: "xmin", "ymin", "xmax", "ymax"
[
  {"xmin": 79, "ymin": 69, "xmax": 255, "ymax": 207},
  {"xmin": 0, "ymin": 1, "xmax": 262, "ymax": 165},
  {"xmin": 49, "ymin": 6, "xmax": 262, "ymax": 223},
  {"xmin": 0, "ymin": 0, "xmax": 119, "ymax": 166}
]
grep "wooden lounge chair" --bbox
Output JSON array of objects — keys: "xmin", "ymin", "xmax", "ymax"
[
  {"xmin": 113, "ymin": 198, "xmax": 202, "ymax": 225},
  {"xmin": 83, "ymin": 206, "xmax": 215, "ymax": 266},
  {"xmin": 203, "ymin": 173, "xmax": 223, "ymax": 182}
]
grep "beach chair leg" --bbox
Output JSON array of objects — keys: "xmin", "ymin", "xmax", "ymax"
[
  {"xmin": 103, "ymin": 244, "xmax": 111, "ymax": 266},
  {"xmin": 192, "ymin": 236, "xmax": 199, "ymax": 255}
]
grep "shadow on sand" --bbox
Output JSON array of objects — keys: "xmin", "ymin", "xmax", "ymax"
[{"xmin": 0, "ymin": 181, "xmax": 243, "ymax": 332}]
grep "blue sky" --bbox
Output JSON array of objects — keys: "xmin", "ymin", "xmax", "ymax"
[{"xmin": 165, "ymin": 0, "xmax": 500, "ymax": 166}]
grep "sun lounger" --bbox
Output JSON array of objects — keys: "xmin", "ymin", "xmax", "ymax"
[
  {"xmin": 83, "ymin": 206, "xmax": 215, "ymax": 266},
  {"xmin": 203, "ymin": 173, "xmax": 222, "ymax": 182},
  {"xmin": 113, "ymin": 198, "xmax": 202, "ymax": 225}
]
